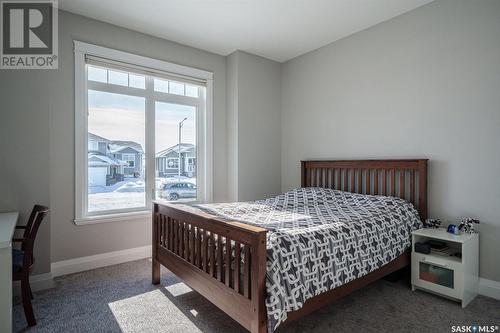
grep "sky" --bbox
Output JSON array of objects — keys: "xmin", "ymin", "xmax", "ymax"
[{"xmin": 88, "ymin": 90, "xmax": 196, "ymax": 152}]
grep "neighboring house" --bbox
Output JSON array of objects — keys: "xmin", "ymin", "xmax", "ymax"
[
  {"xmin": 109, "ymin": 140, "xmax": 144, "ymax": 176},
  {"xmin": 88, "ymin": 133, "xmax": 144, "ymax": 186},
  {"xmin": 88, "ymin": 132, "xmax": 109, "ymax": 155},
  {"xmin": 88, "ymin": 152, "xmax": 128, "ymax": 186},
  {"xmin": 156, "ymin": 143, "xmax": 196, "ymax": 178}
]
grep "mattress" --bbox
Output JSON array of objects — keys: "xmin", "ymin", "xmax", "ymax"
[{"xmin": 196, "ymin": 187, "xmax": 422, "ymax": 332}]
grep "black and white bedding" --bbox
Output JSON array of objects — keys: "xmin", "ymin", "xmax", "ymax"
[{"xmin": 196, "ymin": 187, "xmax": 422, "ymax": 332}]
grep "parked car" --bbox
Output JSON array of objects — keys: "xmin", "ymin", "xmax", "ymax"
[{"xmin": 160, "ymin": 182, "xmax": 196, "ymax": 200}]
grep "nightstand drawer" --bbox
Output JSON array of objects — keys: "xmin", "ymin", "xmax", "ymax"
[{"xmin": 411, "ymin": 253, "xmax": 463, "ymax": 299}]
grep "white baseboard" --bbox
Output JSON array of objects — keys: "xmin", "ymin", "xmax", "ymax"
[
  {"xmin": 479, "ymin": 278, "xmax": 500, "ymax": 300},
  {"xmin": 13, "ymin": 272, "xmax": 54, "ymax": 296},
  {"xmin": 51, "ymin": 245, "xmax": 151, "ymax": 277}
]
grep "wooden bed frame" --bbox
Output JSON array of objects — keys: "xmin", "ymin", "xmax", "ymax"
[{"xmin": 152, "ymin": 159, "xmax": 428, "ymax": 333}]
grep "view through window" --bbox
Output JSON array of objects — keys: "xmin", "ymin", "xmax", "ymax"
[
  {"xmin": 85, "ymin": 63, "xmax": 205, "ymax": 215},
  {"xmin": 154, "ymin": 101, "xmax": 197, "ymax": 202},
  {"xmin": 87, "ymin": 89, "xmax": 146, "ymax": 212}
]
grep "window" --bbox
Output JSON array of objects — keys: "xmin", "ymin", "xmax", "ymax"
[
  {"xmin": 88, "ymin": 65, "xmax": 146, "ymax": 89},
  {"xmin": 122, "ymin": 154, "xmax": 136, "ymax": 168},
  {"xmin": 74, "ymin": 41, "xmax": 213, "ymax": 224},
  {"xmin": 88, "ymin": 140, "xmax": 99, "ymax": 151},
  {"xmin": 166, "ymin": 158, "xmax": 179, "ymax": 169},
  {"xmin": 187, "ymin": 157, "xmax": 196, "ymax": 172}
]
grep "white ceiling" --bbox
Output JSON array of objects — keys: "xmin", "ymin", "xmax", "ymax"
[{"xmin": 59, "ymin": 0, "xmax": 434, "ymax": 62}]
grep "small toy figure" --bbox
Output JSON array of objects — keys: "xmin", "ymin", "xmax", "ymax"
[
  {"xmin": 424, "ymin": 218, "xmax": 441, "ymax": 229},
  {"xmin": 458, "ymin": 217, "xmax": 480, "ymax": 234},
  {"xmin": 447, "ymin": 224, "xmax": 459, "ymax": 235}
]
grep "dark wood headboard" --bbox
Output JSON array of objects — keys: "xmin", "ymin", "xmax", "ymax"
[{"xmin": 301, "ymin": 159, "xmax": 428, "ymax": 221}]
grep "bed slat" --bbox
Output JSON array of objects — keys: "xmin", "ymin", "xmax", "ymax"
[
  {"xmin": 357, "ymin": 169, "xmax": 362, "ymax": 193},
  {"xmin": 174, "ymin": 220, "xmax": 180, "ymax": 254},
  {"xmin": 365, "ymin": 169, "xmax": 371, "ymax": 194},
  {"xmin": 410, "ymin": 170, "xmax": 415, "ymax": 206},
  {"xmin": 202, "ymin": 229, "xmax": 208, "ymax": 271},
  {"xmin": 234, "ymin": 241, "xmax": 241, "ymax": 294},
  {"xmin": 382, "ymin": 169, "xmax": 387, "ymax": 195},
  {"xmin": 225, "ymin": 237, "xmax": 231, "ymax": 287},
  {"xmin": 209, "ymin": 232, "xmax": 215, "ymax": 277},
  {"xmin": 349, "ymin": 169, "xmax": 356, "ymax": 192},
  {"xmin": 400, "ymin": 170, "xmax": 406, "ymax": 199},
  {"xmin": 243, "ymin": 244, "xmax": 250, "ymax": 298},
  {"xmin": 391, "ymin": 169, "xmax": 396, "ymax": 196},
  {"xmin": 217, "ymin": 235, "xmax": 223, "ymax": 282},
  {"xmin": 343, "ymin": 169, "xmax": 347, "ymax": 191}
]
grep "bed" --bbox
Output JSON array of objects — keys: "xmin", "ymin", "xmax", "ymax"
[{"xmin": 152, "ymin": 159, "xmax": 428, "ymax": 333}]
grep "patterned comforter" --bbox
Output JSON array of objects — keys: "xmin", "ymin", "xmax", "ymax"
[{"xmin": 196, "ymin": 187, "xmax": 422, "ymax": 332}]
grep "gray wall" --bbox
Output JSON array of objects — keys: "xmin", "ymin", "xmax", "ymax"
[
  {"xmin": 0, "ymin": 10, "xmax": 228, "ymax": 272},
  {"xmin": 281, "ymin": 0, "xmax": 500, "ymax": 282},
  {"xmin": 0, "ymin": 74, "xmax": 51, "ymax": 275},
  {"xmin": 226, "ymin": 51, "xmax": 282, "ymax": 202},
  {"xmin": 226, "ymin": 52, "xmax": 239, "ymax": 201}
]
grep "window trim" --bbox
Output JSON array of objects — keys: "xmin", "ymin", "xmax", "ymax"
[{"xmin": 74, "ymin": 41, "xmax": 213, "ymax": 225}]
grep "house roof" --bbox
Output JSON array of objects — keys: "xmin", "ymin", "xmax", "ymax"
[
  {"xmin": 156, "ymin": 143, "xmax": 195, "ymax": 157},
  {"xmin": 109, "ymin": 140, "xmax": 144, "ymax": 154},
  {"xmin": 88, "ymin": 132, "xmax": 110, "ymax": 142},
  {"xmin": 88, "ymin": 152, "xmax": 128, "ymax": 167}
]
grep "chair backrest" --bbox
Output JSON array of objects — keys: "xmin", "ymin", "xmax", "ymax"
[{"xmin": 21, "ymin": 205, "xmax": 49, "ymax": 260}]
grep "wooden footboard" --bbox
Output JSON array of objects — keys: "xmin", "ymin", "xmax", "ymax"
[{"xmin": 152, "ymin": 202, "xmax": 268, "ymax": 333}]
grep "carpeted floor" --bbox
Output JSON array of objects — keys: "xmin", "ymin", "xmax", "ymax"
[{"xmin": 13, "ymin": 259, "xmax": 500, "ymax": 333}]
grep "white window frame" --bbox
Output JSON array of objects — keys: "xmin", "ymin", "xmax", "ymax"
[{"xmin": 74, "ymin": 41, "xmax": 213, "ymax": 225}]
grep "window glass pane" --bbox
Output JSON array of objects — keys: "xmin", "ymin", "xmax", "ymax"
[
  {"xmin": 108, "ymin": 70, "xmax": 128, "ymax": 86},
  {"xmin": 154, "ymin": 78, "xmax": 168, "ymax": 93},
  {"xmin": 87, "ymin": 66, "xmax": 107, "ymax": 83},
  {"xmin": 185, "ymin": 85, "xmax": 199, "ymax": 98},
  {"xmin": 129, "ymin": 74, "xmax": 145, "ymax": 89},
  {"xmin": 155, "ymin": 102, "xmax": 197, "ymax": 202},
  {"xmin": 87, "ymin": 90, "xmax": 146, "ymax": 212},
  {"xmin": 88, "ymin": 140, "xmax": 99, "ymax": 151},
  {"xmin": 168, "ymin": 81, "xmax": 185, "ymax": 95}
]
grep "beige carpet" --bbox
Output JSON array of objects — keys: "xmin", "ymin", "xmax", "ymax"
[{"xmin": 13, "ymin": 259, "xmax": 500, "ymax": 332}]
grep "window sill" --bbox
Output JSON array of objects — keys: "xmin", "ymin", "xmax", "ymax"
[{"xmin": 74, "ymin": 210, "xmax": 151, "ymax": 226}]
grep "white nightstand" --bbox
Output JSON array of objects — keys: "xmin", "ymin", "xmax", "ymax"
[{"xmin": 411, "ymin": 228, "xmax": 479, "ymax": 307}]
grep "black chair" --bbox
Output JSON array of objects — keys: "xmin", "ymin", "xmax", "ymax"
[{"xmin": 12, "ymin": 204, "xmax": 49, "ymax": 327}]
